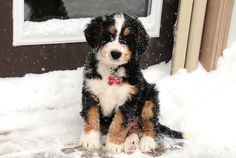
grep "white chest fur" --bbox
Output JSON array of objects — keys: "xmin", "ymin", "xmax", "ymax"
[
  {"xmin": 85, "ymin": 79, "xmax": 134, "ymax": 116},
  {"xmin": 85, "ymin": 63, "xmax": 136, "ymax": 116}
]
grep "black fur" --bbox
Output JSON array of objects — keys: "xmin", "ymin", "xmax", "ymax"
[
  {"xmin": 84, "ymin": 16, "xmax": 115, "ymax": 49},
  {"xmin": 81, "ymin": 13, "xmax": 183, "ymax": 139}
]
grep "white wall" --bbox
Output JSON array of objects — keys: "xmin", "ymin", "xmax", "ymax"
[{"xmin": 227, "ymin": 1, "xmax": 236, "ymax": 47}]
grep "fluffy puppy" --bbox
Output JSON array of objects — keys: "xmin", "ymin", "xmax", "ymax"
[{"xmin": 79, "ymin": 13, "xmax": 185, "ymax": 154}]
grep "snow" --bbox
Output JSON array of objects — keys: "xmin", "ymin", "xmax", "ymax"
[
  {"xmin": 1, "ymin": 43, "xmax": 236, "ymax": 158},
  {"xmin": 23, "ymin": 17, "xmax": 154, "ymax": 39},
  {"xmin": 23, "ymin": 18, "xmax": 90, "ymax": 37}
]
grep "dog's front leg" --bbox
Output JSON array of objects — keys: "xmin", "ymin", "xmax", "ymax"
[
  {"xmin": 79, "ymin": 105, "xmax": 101, "ymax": 150},
  {"xmin": 106, "ymin": 110, "xmax": 129, "ymax": 153}
]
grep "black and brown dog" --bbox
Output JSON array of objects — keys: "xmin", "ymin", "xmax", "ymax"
[{"xmin": 79, "ymin": 13, "xmax": 187, "ymax": 154}]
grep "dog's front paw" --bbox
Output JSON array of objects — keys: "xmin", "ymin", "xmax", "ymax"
[
  {"xmin": 139, "ymin": 135, "xmax": 156, "ymax": 152},
  {"xmin": 105, "ymin": 142, "xmax": 124, "ymax": 154},
  {"xmin": 124, "ymin": 133, "xmax": 139, "ymax": 154},
  {"xmin": 79, "ymin": 130, "xmax": 101, "ymax": 150}
]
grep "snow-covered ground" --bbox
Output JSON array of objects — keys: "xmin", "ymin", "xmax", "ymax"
[{"xmin": 0, "ymin": 43, "xmax": 236, "ymax": 158}]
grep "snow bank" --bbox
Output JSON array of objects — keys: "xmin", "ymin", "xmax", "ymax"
[
  {"xmin": 23, "ymin": 18, "xmax": 90, "ymax": 37},
  {"xmin": 23, "ymin": 17, "xmax": 153, "ymax": 38},
  {"xmin": 0, "ymin": 43, "xmax": 236, "ymax": 157},
  {"xmin": 158, "ymin": 43, "xmax": 236, "ymax": 158},
  {"xmin": 0, "ymin": 69, "xmax": 84, "ymax": 156}
]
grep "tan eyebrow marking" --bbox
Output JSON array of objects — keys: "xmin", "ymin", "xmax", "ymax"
[
  {"xmin": 123, "ymin": 27, "xmax": 131, "ymax": 36},
  {"xmin": 109, "ymin": 26, "xmax": 117, "ymax": 35}
]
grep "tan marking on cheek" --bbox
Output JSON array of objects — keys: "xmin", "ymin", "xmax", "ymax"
[
  {"xmin": 141, "ymin": 101, "xmax": 156, "ymax": 138},
  {"xmin": 124, "ymin": 51, "xmax": 132, "ymax": 61},
  {"xmin": 84, "ymin": 106, "xmax": 100, "ymax": 133},
  {"xmin": 107, "ymin": 111, "xmax": 129, "ymax": 144},
  {"xmin": 109, "ymin": 26, "xmax": 117, "ymax": 35},
  {"xmin": 120, "ymin": 49, "xmax": 132, "ymax": 62},
  {"xmin": 123, "ymin": 27, "xmax": 131, "ymax": 36}
]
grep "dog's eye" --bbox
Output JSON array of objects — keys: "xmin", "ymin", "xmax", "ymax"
[{"xmin": 120, "ymin": 39, "xmax": 127, "ymax": 44}]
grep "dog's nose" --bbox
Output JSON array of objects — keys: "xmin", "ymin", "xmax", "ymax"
[{"xmin": 111, "ymin": 51, "xmax": 122, "ymax": 60}]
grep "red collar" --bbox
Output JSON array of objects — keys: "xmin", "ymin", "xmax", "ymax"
[{"xmin": 108, "ymin": 76, "xmax": 122, "ymax": 86}]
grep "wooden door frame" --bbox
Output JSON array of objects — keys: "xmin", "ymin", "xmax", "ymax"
[
  {"xmin": 200, "ymin": 0, "xmax": 234, "ymax": 71},
  {"xmin": 172, "ymin": 0, "xmax": 234, "ymax": 74}
]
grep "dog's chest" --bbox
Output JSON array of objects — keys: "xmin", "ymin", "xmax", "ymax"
[
  {"xmin": 86, "ymin": 79, "xmax": 133, "ymax": 116},
  {"xmin": 85, "ymin": 65, "xmax": 135, "ymax": 116}
]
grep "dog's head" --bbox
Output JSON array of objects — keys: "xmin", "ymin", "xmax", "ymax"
[{"xmin": 84, "ymin": 13, "xmax": 149, "ymax": 66}]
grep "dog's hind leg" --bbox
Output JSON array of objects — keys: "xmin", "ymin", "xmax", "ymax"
[
  {"xmin": 139, "ymin": 100, "xmax": 158, "ymax": 152},
  {"xmin": 124, "ymin": 125, "xmax": 141, "ymax": 154}
]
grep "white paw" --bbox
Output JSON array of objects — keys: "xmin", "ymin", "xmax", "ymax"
[
  {"xmin": 139, "ymin": 135, "xmax": 156, "ymax": 153},
  {"xmin": 124, "ymin": 133, "xmax": 139, "ymax": 154},
  {"xmin": 106, "ymin": 142, "xmax": 124, "ymax": 154},
  {"xmin": 79, "ymin": 130, "xmax": 101, "ymax": 150}
]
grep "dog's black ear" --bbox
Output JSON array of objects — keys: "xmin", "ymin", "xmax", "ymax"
[
  {"xmin": 84, "ymin": 17, "xmax": 104, "ymax": 49},
  {"xmin": 135, "ymin": 20, "xmax": 150, "ymax": 55}
]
